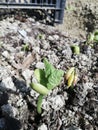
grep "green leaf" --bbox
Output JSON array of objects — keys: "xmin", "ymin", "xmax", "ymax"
[
  {"xmin": 47, "ymin": 69, "xmax": 64, "ymax": 90},
  {"xmin": 30, "ymin": 83, "xmax": 49, "ymax": 95},
  {"xmin": 44, "ymin": 58, "xmax": 55, "ymax": 78},
  {"xmin": 34, "ymin": 69, "xmax": 48, "ymax": 86},
  {"xmin": 43, "ymin": 58, "xmax": 64, "ymax": 90},
  {"xmin": 94, "ymin": 35, "xmax": 98, "ymax": 42},
  {"xmin": 37, "ymin": 94, "xmax": 44, "ymax": 114}
]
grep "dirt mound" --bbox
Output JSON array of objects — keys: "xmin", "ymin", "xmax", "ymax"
[
  {"xmin": 0, "ymin": 0, "xmax": 98, "ymax": 130},
  {"xmin": 0, "ymin": 16, "xmax": 98, "ymax": 130}
]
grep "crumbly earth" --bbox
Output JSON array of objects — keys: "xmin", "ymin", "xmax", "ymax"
[
  {"xmin": 56, "ymin": 0, "xmax": 98, "ymax": 40},
  {"xmin": 0, "ymin": 0, "xmax": 98, "ymax": 130}
]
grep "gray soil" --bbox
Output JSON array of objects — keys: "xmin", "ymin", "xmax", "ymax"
[
  {"xmin": 56, "ymin": 0, "xmax": 98, "ymax": 40},
  {"xmin": 0, "ymin": 0, "xmax": 98, "ymax": 130}
]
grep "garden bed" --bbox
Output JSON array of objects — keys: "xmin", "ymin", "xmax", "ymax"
[{"xmin": 0, "ymin": 0, "xmax": 98, "ymax": 130}]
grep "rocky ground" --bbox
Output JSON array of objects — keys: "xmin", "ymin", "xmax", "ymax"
[{"xmin": 0, "ymin": 0, "xmax": 98, "ymax": 130}]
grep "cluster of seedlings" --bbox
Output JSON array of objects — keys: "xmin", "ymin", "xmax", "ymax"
[
  {"xmin": 29, "ymin": 30, "xmax": 98, "ymax": 114},
  {"xmin": 30, "ymin": 59, "xmax": 78, "ymax": 113}
]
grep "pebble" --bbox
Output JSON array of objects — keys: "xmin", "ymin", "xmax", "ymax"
[
  {"xmin": 33, "ymin": 46, "xmax": 40, "ymax": 53},
  {"xmin": 1, "ymin": 104, "xmax": 18, "ymax": 117},
  {"xmin": 36, "ymin": 62, "xmax": 45, "ymax": 69},
  {"xmin": 49, "ymin": 95, "xmax": 65, "ymax": 110},
  {"xmin": 18, "ymin": 30, "xmax": 27, "ymax": 38},
  {"xmin": 42, "ymin": 100, "xmax": 50, "ymax": 111},
  {"xmin": 48, "ymin": 35, "xmax": 54, "ymax": 41},
  {"xmin": 53, "ymin": 34, "xmax": 59, "ymax": 40},
  {"xmin": 62, "ymin": 45, "xmax": 72, "ymax": 59},
  {"xmin": 38, "ymin": 123, "xmax": 47, "ymax": 130},
  {"xmin": 2, "ymin": 51, "xmax": 10, "ymax": 59},
  {"xmin": 0, "ymin": 77, "xmax": 16, "ymax": 91},
  {"xmin": 16, "ymin": 99, "xmax": 24, "ymax": 107},
  {"xmin": 30, "ymin": 89, "xmax": 39, "ymax": 99}
]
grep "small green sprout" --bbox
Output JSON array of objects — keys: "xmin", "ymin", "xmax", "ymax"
[
  {"xmin": 65, "ymin": 67, "xmax": 78, "ymax": 88},
  {"xmin": 37, "ymin": 34, "xmax": 45, "ymax": 40},
  {"xmin": 86, "ymin": 30, "xmax": 98, "ymax": 45},
  {"xmin": 94, "ymin": 30, "xmax": 98, "ymax": 42},
  {"xmin": 30, "ymin": 58, "xmax": 64, "ymax": 114},
  {"xmin": 66, "ymin": 3, "xmax": 76, "ymax": 11},
  {"xmin": 22, "ymin": 43, "xmax": 29, "ymax": 52},
  {"xmin": 71, "ymin": 45, "xmax": 80, "ymax": 54},
  {"xmin": 37, "ymin": 95, "xmax": 43, "ymax": 114},
  {"xmin": 65, "ymin": 67, "xmax": 75, "ymax": 80}
]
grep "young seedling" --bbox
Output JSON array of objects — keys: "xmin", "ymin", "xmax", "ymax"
[
  {"xmin": 86, "ymin": 30, "xmax": 98, "ymax": 45},
  {"xmin": 68, "ymin": 71, "xmax": 75, "ymax": 87},
  {"xmin": 87, "ymin": 33, "xmax": 94, "ymax": 44},
  {"xmin": 65, "ymin": 67, "xmax": 75, "ymax": 80},
  {"xmin": 94, "ymin": 30, "xmax": 98, "ymax": 42},
  {"xmin": 37, "ymin": 95, "xmax": 44, "ymax": 114},
  {"xmin": 71, "ymin": 45, "xmax": 80, "ymax": 54},
  {"xmin": 30, "ymin": 58, "xmax": 64, "ymax": 114},
  {"xmin": 22, "ymin": 43, "xmax": 29, "ymax": 52},
  {"xmin": 37, "ymin": 34, "xmax": 45, "ymax": 40},
  {"xmin": 73, "ymin": 73, "xmax": 78, "ymax": 86},
  {"xmin": 30, "ymin": 83, "xmax": 49, "ymax": 95},
  {"xmin": 66, "ymin": 3, "xmax": 76, "ymax": 11},
  {"xmin": 65, "ymin": 67, "xmax": 78, "ymax": 88}
]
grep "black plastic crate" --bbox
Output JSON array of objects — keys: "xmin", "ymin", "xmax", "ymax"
[{"xmin": 0, "ymin": 0, "xmax": 66, "ymax": 23}]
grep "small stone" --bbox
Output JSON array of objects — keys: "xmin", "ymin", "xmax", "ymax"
[
  {"xmin": 83, "ymin": 82, "xmax": 93, "ymax": 90},
  {"xmin": 0, "ymin": 31, "xmax": 5, "ymax": 37},
  {"xmin": 33, "ymin": 46, "xmax": 40, "ymax": 53},
  {"xmin": 1, "ymin": 104, "xmax": 18, "ymax": 117},
  {"xmin": 62, "ymin": 45, "xmax": 72, "ymax": 59},
  {"xmin": 36, "ymin": 62, "xmax": 45, "ymax": 69},
  {"xmin": 42, "ymin": 40, "xmax": 50, "ymax": 49},
  {"xmin": 63, "ymin": 92, "xmax": 68, "ymax": 100},
  {"xmin": 22, "ymin": 69, "xmax": 33, "ymax": 85},
  {"xmin": 49, "ymin": 95, "xmax": 65, "ymax": 110},
  {"xmin": 42, "ymin": 99, "xmax": 50, "ymax": 111},
  {"xmin": 78, "ymin": 82, "xmax": 93, "ymax": 106},
  {"xmin": 0, "ymin": 77, "xmax": 16, "ymax": 91},
  {"xmin": 28, "ymin": 17, "xmax": 35, "ymax": 22},
  {"xmin": 2, "ymin": 51, "xmax": 10, "ymax": 59},
  {"xmin": 0, "ymin": 40, "xmax": 3, "ymax": 46},
  {"xmin": 30, "ymin": 89, "xmax": 39, "ymax": 99},
  {"xmin": 48, "ymin": 36, "xmax": 54, "ymax": 41},
  {"xmin": 38, "ymin": 123, "xmax": 47, "ymax": 130},
  {"xmin": 18, "ymin": 30, "xmax": 27, "ymax": 38},
  {"xmin": 73, "ymin": 107, "xmax": 78, "ymax": 112},
  {"xmin": 16, "ymin": 99, "xmax": 24, "ymax": 107},
  {"xmin": 53, "ymin": 34, "xmax": 59, "ymax": 40}
]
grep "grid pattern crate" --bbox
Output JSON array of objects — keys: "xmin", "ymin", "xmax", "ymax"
[{"xmin": 0, "ymin": 0, "xmax": 66, "ymax": 23}]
